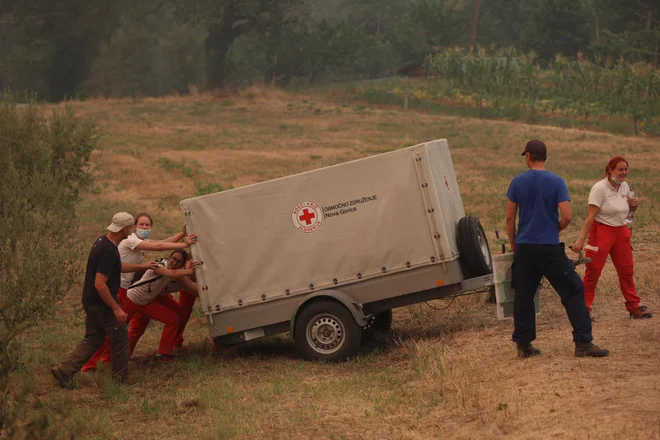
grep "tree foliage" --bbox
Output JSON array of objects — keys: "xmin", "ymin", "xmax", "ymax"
[
  {"xmin": 0, "ymin": 0, "xmax": 658, "ymax": 99},
  {"xmin": 0, "ymin": 93, "xmax": 96, "ymax": 437}
]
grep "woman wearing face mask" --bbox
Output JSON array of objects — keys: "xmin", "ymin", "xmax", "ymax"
[
  {"xmin": 122, "ymin": 250, "xmax": 199, "ymax": 361},
  {"xmin": 571, "ymin": 157, "xmax": 652, "ymax": 320},
  {"xmin": 120, "ymin": 213, "xmax": 197, "ymax": 289},
  {"xmin": 82, "ymin": 213, "xmax": 197, "ymax": 372}
]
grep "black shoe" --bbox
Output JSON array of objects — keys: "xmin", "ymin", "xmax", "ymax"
[
  {"xmin": 630, "ymin": 307, "xmax": 652, "ymax": 319},
  {"xmin": 575, "ymin": 342, "xmax": 609, "ymax": 357},
  {"xmin": 50, "ymin": 366, "xmax": 74, "ymax": 390},
  {"xmin": 155, "ymin": 353, "xmax": 175, "ymax": 363},
  {"xmin": 517, "ymin": 342, "xmax": 541, "ymax": 359}
]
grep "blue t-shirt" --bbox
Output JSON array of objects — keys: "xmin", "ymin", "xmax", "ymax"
[{"xmin": 506, "ymin": 170, "xmax": 570, "ymax": 245}]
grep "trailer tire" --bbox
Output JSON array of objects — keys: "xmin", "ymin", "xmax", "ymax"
[
  {"xmin": 294, "ymin": 300, "xmax": 361, "ymax": 361},
  {"xmin": 457, "ymin": 215, "xmax": 492, "ymax": 277}
]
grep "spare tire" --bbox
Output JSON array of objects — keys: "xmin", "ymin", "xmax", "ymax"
[{"xmin": 457, "ymin": 215, "xmax": 492, "ymax": 277}]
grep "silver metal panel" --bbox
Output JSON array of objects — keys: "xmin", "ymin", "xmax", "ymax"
[{"xmin": 206, "ymin": 260, "xmax": 467, "ymax": 338}]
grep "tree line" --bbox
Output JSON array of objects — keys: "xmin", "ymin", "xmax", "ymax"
[{"xmin": 0, "ymin": 0, "xmax": 658, "ymax": 101}]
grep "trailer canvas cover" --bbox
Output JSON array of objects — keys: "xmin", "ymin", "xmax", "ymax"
[{"xmin": 181, "ymin": 139, "xmax": 465, "ymax": 315}]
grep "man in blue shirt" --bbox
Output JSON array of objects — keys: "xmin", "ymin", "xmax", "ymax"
[{"xmin": 506, "ymin": 140, "xmax": 609, "ymax": 358}]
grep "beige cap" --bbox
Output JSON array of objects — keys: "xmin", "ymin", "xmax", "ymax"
[{"xmin": 107, "ymin": 212, "xmax": 134, "ymax": 232}]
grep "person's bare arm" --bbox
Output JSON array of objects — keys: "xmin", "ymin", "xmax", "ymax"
[
  {"xmin": 571, "ymin": 205, "xmax": 599, "ymax": 251},
  {"xmin": 558, "ymin": 200, "xmax": 573, "ymax": 231},
  {"xmin": 505, "ymin": 200, "xmax": 518, "ymax": 251},
  {"xmin": 162, "ymin": 229, "xmax": 186, "ymax": 243},
  {"xmin": 153, "ymin": 261, "xmax": 199, "ymax": 280},
  {"xmin": 121, "ymin": 261, "xmax": 158, "ymax": 273},
  {"xmin": 94, "ymin": 273, "xmax": 127, "ymax": 324},
  {"xmin": 135, "ymin": 235, "xmax": 197, "ymax": 251},
  {"xmin": 177, "ymin": 277, "xmax": 199, "ymax": 296}
]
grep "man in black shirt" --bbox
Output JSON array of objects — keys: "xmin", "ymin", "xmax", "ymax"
[{"xmin": 51, "ymin": 212, "xmax": 157, "ymax": 388}]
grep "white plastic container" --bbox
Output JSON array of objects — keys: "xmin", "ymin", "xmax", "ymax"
[{"xmin": 492, "ymin": 252, "xmax": 539, "ymax": 320}]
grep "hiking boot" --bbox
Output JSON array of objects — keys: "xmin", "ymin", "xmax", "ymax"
[
  {"xmin": 516, "ymin": 342, "xmax": 541, "ymax": 359},
  {"xmin": 50, "ymin": 366, "xmax": 74, "ymax": 390},
  {"xmin": 155, "ymin": 353, "xmax": 175, "ymax": 363},
  {"xmin": 112, "ymin": 374, "xmax": 130, "ymax": 385},
  {"xmin": 630, "ymin": 307, "xmax": 652, "ymax": 319},
  {"xmin": 575, "ymin": 342, "xmax": 609, "ymax": 357}
]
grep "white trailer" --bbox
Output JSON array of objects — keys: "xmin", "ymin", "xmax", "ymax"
[{"xmin": 180, "ymin": 139, "xmax": 493, "ymax": 360}]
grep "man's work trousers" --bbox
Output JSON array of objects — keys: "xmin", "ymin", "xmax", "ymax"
[
  {"xmin": 583, "ymin": 222, "xmax": 640, "ymax": 313},
  {"xmin": 174, "ymin": 289, "xmax": 196, "ymax": 346},
  {"xmin": 124, "ymin": 295, "xmax": 187, "ymax": 356},
  {"xmin": 512, "ymin": 244, "xmax": 593, "ymax": 344},
  {"xmin": 60, "ymin": 303, "xmax": 129, "ymax": 381},
  {"xmin": 81, "ymin": 288, "xmax": 128, "ymax": 372}
]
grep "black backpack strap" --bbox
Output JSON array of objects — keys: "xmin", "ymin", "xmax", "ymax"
[
  {"xmin": 129, "ymin": 274, "xmax": 164, "ymax": 290},
  {"xmin": 128, "ymin": 259, "xmax": 167, "ymax": 290}
]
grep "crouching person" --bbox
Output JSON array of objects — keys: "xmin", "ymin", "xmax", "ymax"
[
  {"xmin": 121, "ymin": 250, "xmax": 198, "ymax": 362},
  {"xmin": 51, "ymin": 213, "xmax": 158, "ymax": 389}
]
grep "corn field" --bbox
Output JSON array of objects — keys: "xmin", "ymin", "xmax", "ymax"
[{"xmin": 425, "ymin": 48, "xmax": 660, "ymax": 136}]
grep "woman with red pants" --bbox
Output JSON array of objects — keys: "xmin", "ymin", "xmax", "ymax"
[
  {"xmin": 122, "ymin": 250, "xmax": 199, "ymax": 361},
  {"xmin": 571, "ymin": 156, "xmax": 652, "ymax": 320}
]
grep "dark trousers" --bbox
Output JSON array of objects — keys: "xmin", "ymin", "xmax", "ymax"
[
  {"xmin": 59, "ymin": 303, "xmax": 129, "ymax": 381},
  {"xmin": 512, "ymin": 244, "xmax": 592, "ymax": 344}
]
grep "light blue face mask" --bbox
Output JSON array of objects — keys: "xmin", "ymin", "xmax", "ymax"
[
  {"xmin": 611, "ymin": 176, "xmax": 622, "ymax": 185},
  {"xmin": 136, "ymin": 228, "xmax": 151, "ymax": 239}
]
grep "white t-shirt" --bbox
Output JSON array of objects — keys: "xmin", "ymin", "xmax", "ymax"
[
  {"xmin": 127, "ymin": 260, "xmax": 182, "ymax": 306},
  {"xmin": 119, "ymin": 233, "xmax": 144, "ymax": 289},
  {"xmin": 588, "ymin": 178, "xmax": 631, "ymax": 227}
]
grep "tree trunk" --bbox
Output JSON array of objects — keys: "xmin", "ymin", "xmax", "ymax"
[
  {"xmin": 204, "ymin": 1, "xmax": 250, "ymax": 90},
  {"xmin": 646, "ymin": 9, "xmax": 652, "ymax": 30},
  {"xmin": 469, "ymin": 0, "xmax": 481, "ymax": 50},
  {"xmin": 594, "ymin": 10, "xmax": 600, "ymax": 42},
  {"xmin": 205, "ymin": 29, "xmax": 234, "ymax": 90},
  {"xmin": 47, "ymin": 37, "xmax": 89, "ymax": 101}
]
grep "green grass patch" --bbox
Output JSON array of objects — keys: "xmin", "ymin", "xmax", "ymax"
[{"xmin": 156, "ymin": 157, "xmax": 200, "ymax": 178}]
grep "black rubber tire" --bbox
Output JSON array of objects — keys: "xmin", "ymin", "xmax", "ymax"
[
  {"xmin": 457, "ymin": 215, "xmax": 493, "ymax": 277},
  {"xmin": 294, "ymin": 300, "xmax": 361, "ymax": 361},
  {"xmin": 365, "ymin": 309, "xmax": 393, "ymax": 332}
]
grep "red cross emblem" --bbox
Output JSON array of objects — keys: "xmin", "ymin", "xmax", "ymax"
[
  {"xmin": 299, "ymin": 208, "xmax": 316, "ymax": 225},
  {"xmin": 292, "ymin": 201, "xmax": 323, "ymax": 233}
]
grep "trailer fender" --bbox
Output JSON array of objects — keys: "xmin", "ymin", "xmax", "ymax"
[{"xmin": 290, "ymin": 290, "xmax": 369, "ymax": 336}]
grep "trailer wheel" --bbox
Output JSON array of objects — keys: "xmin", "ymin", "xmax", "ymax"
[
  {"xmin": 457, "ymin": 215, "xmax": 492, "ymax": 277},
  {"xmin": 294, "ymin": 300, "xmax": 361, "ymax": 361}
]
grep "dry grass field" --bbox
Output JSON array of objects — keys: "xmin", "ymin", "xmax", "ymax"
[{"xmin": 24, "ymin": 87, "xmax": 660, "ymax": 439}]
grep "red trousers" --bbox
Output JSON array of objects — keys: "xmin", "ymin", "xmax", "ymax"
[
  {"xmin": 583, "ymin": 221, "xmax": 640, "ymax": 313},
  {"xmin": 81, "ymin": 288, "xmax": 128, "ymax": 372},
  {"xmin": 174, "ymin": 289, "xmax": 196, "ymax": 346},
  {"xmin": 124, "ymin": 294, "xmax": 187, "ymax": 356}
]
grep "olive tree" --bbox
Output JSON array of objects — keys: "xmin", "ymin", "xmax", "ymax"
[{"xmin": 0, "ymin": 94, "xmax": 96, "ymax": 437}]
